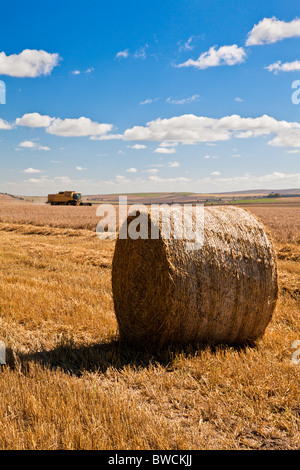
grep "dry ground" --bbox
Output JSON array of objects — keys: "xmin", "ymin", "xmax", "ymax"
[{"xmin": 0, "ymin": 203, "xmax": 299, "ymax": 450}]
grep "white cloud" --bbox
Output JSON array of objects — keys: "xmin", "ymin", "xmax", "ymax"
[
  {"xmin": 246, "ymin": 17, "xmax": 300, "ymax": 46},
  {"xmin": 116, "ymin": 49, "xmax": 129, "ymax": 59},
  {"xmin": 267, "ymin": 130, "xmax": 300, "ymax": 147},
  {"xmin": 140, "ymin": 97, "xmax": 159, "ymax": 105},
  {"xmin": 148, "ymin": 175, "xmax": 190, "ymax": 184},
  {"xmin": 0, "ymin": 49, "xmax": 60, "ymax": 77},
  {"xmin": 18, "ymin": 141, "xmax": 36, "ymax": 148},
  {"xmin": 115, "ymin": 175, "xmax": 130, "ymax": 183},
  {"xmin": 17, "ymin": 140, "xmax": 50, "ymax": 151},
  {"xmin": 159, "ymin": 142, "xmax": 178, "ymax": 148},
  {"xmin": 154, "ymin": 146, "xmax": 176, "ymax": 154},
  {"xmin": 0, "ymin": 118, "xmax": 12, "ymax": 130},
  {"xmin": 16, "ymin": 113, "xmax": 53, "ymax": 128},
  {"xmin": 14, "ymin": 111, "xmax": 300, "ymax": 149},
  {"xmin": 126, "ymin": 168, "xmax": 137, "ymax": 173},
  {"xmin": 37, "ymin": 145, "xmax": 50, "ymax": 151},
  {"xmin": 140, "ymin": 98, "xmax": 152, "ymax": 105},
  {"xmin": 134, "ymin": 44, "xmax": 148, "ymax": 59},
  {"xmin": 211, "ymin": 171, "xmax": 221, "ymax": 176},
  {"xmin": 177, "ymin": 44, "xmax": 246, "ymax": 69},
  {"xmin": 178, "ymin": 37, "xmax": 194, "ymax": 52},
  {"xmin": 166, "ymin": 94, "xmax": 200, "ymax": 104},
  {"xmin": 71, "ymin": 70, "xmax": 80, "ymax": 75},
  {"xmin": 54, "ymin": 176, "xmax": 72, "ymax": 184},
  {"xmin": 235, "ymin": 97, "xmax": 243, "ymax": 102},
  {"xmin": 204, "ymin": 154, "xmax": 219, "ymax": 159},
  {"xmin": 90, "ymin": 133, "xmax": 123, "ymax": 141},
  {"xmin": 123, "ymin": 113, "xmax": 300, "ymax": 148},
  {"xmin": 76, "ymin": 166, "xmax": 87, "ymax": 171},
  {"xmin": 127, "ymin": 144, "xmax": 147, "ymax": 149},
  {"xmin": 168, "ymin": 161, "xmax": 180, "ymax": 167},
  {"xmin": 22, "ymin": 168, "xmax": 42, "ymax": 174},
  {"xmin": 146, "ymin": 168, "xmax": 159, "ymax": 174},
  {"xmin": 266, "ymin": 60, "xmax": 300, "ymax": 73},
  {"xmin": 46, "ymin": 117, "xmax": 113, "ymax": 137}
]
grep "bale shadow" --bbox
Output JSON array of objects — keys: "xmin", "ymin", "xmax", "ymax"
[{"xmin": 7, "ymin": 338, "xmax": 255, "ymax": 377}]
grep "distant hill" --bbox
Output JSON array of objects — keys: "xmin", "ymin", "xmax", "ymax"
[
  {"xmin": 0, "ymin": 193, "xmax": 29, "ymax": 204},
  {"xmin": 211, "ymin": 188, "xmax": 300, "ymax": 197},
  {"xmin": 83, "ymin": 189, "xmax": 300, "ymax": 205}
]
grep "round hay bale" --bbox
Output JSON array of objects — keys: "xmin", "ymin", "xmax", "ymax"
[{"xmin": 112, "ymin": 205, "xmax": 278, "ymax": 347}]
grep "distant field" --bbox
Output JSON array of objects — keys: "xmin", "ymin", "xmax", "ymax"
[
  {"xmin": 234, "ymin": 197, "xmax": 300, "ymax": 205},
  {"xmin": 0, "ymin": 203, "xmax": 98, "ymax": 230}
]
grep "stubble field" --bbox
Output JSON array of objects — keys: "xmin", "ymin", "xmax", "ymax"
[{"xmin": 0, "ymin": 201, "xmax": 299, "ymax": 449}]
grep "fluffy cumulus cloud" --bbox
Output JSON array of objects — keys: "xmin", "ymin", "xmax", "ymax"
[
  {"xmin": 127, "ymin": 144, "xmax": 147, "ymax": 149},
  {"xmin": 177, "ymin": 45, "xmax": 246, "ymax": 69},
  {"xmin": 16, "ymin": 113, "xmax": 113, "ymax": 137},
  {"xmin": 17, "ymin": 140, "xmax": 50, "ymax": 151},
  {"xmin": 0, "ymin": 50, "xmax": 60, "ymax": 77},
  {"xmin": 0, "ymin": 118, "xmax": 12, "ymax": 130},
  {"xmin": 22, "ymin": 168, "xmax": 42, "ymax": 174},
  {"xmin": 16, "ymin": 113, "xmax": 54, "ymax": 128},
  {"xmin": 123, "ymin": 113, "xmax": 300, "ymax": 147},
  {"xmin": 154, "ymin": 146, "xmax": 176, "ymax": 154},
  {"xmin": 266, "ymin": 60, "xmax": 300, "ymax": 73},
  {"xmin": 46, "ymin": 117, "xmax": 113, "ymax": 137},
  {"xmin": 246, "ymin": 17, "xmax": 300, "ymax": 46},
  {"xmin": 12, "ymin": 111, "xmax": 300, "ymax": 148}
]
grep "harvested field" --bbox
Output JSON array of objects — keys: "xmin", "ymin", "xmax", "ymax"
[
  {"xmin": 0, "ymin": 203, "xmax": 99, "ymax": 231},
  {"xmin": 245, "ymin": 205, "xmax": 300, "ymax": 245},
  {"xmin": 0, "ymin": 202, "xmax": 299, "ymax": 449}
]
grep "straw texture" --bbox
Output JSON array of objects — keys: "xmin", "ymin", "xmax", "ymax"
[{"xmin": 112, "ymin": 206, "xmax": 278, "ymax": 347}]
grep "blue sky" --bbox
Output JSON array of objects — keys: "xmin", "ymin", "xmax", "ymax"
[{"xmin": 0, "ymin": 0, "xmax": 300, "ymax": 195}]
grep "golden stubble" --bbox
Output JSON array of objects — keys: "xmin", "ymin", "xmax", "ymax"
[{"xmin": 0, "ymin": 203, "xmax": 299, "ymax": 449}]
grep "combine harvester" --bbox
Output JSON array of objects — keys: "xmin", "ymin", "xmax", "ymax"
[{"xmin": 47, "ymin": 191, "xmax": 92, "ymax": 206}]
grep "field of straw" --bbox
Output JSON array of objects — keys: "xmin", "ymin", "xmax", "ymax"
[{"xmin": 0, "ymin": 202, "xmax": 299, "ymax": 449}]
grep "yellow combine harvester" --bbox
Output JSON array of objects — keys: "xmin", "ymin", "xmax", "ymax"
[{"xmin": 47, "ymin": 191, "xmax": 92, "ymax": 206}]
